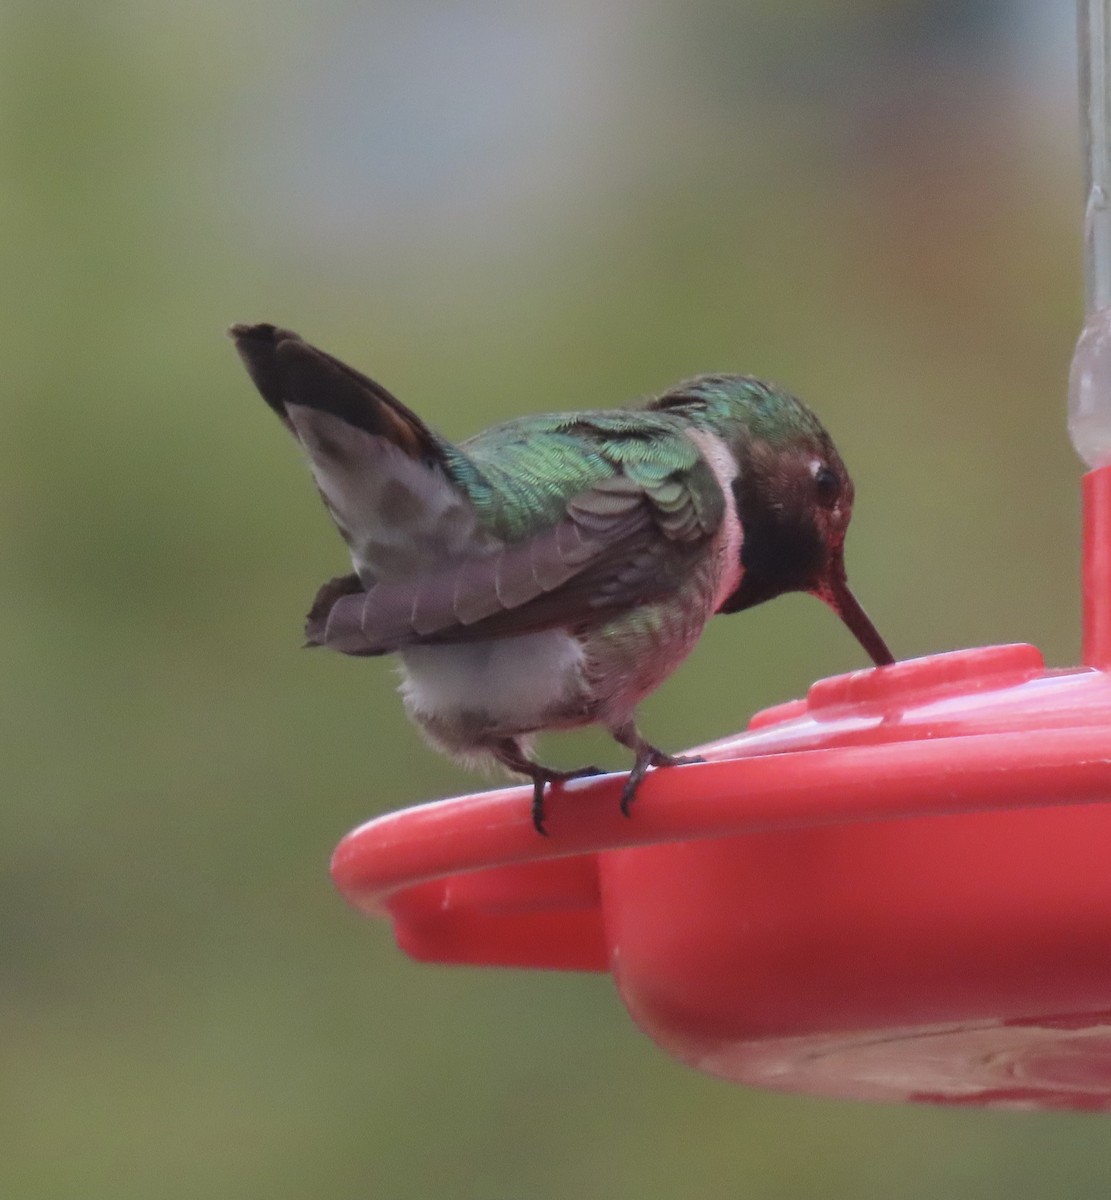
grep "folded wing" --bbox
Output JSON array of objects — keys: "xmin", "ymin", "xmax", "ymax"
[{"xmin": 307, "ymin": 456, "xmax": 724, "ymax": 654}]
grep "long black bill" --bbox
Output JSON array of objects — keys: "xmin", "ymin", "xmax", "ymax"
[{"xmin": 813, "ymin": 558, "xmax": 894, "ymax": 667}]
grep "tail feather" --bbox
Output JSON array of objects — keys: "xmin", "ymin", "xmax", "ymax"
[
  {"xmin": 229, "ymin": 323, "xmax": 440, "ymax": 461},
  {"xmin": 228, "ymin": 323, "xmax": 295, "ymax": 425},
  {"xmin": 230, "ymin": 323, "xmax": 488, "ymax": 584}
]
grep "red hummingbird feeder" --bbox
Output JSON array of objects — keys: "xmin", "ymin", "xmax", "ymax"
[{"xmin": 331, "ymin": 3, "xmax": 1111, "ymax": 1111}]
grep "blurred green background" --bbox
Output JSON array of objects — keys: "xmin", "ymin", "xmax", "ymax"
[{"xmin": 3, "ymin": 1, "xmax": 1104, "ymax": 1196}]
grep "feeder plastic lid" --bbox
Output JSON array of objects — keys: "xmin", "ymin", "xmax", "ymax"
[{"xmin": 332, "ymin": 638, "xmax": 1111, "ymax": 1109}]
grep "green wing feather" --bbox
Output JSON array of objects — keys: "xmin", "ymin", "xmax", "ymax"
[
  {"xmin": 456, "ymin": 409, "xmax": 719, "ymax": 539},
  {"xmin": 307, "ymin": 414, "xmax": 727, "ymax": 653}
]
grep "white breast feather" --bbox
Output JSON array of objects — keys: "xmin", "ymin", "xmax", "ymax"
[{"xmin": 684, "ymin": 428, "xmax": 744, "ymax": 610}]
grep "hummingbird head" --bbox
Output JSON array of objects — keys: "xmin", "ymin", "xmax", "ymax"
[
  {"xmin": 718, "ymin": 429, "xmax": 893, "ymax": 666},
  {"xmin": 656, "ymin": 375, "xmax": 893, "ymax": 667}
]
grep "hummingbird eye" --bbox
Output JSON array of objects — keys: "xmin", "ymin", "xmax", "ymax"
[{"xmin": 813, "ymin": 464, "xmax": 841, "ymax": 508}]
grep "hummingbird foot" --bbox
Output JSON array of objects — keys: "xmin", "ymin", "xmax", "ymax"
[
  {"xmin": 525, "ymin": 765, "xmax": 606, "ymax": 836},
  {"xmin": 491, "ymin": 739, "xmax": 604, "ymax": 835},
  {"xmin": 609, "ymin": 721, "xmax": 704, "ymax": 818}
]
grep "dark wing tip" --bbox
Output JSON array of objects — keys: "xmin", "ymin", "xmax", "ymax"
[
  {"xmin": 227, "ymin": 321, "xmax": 267, "ymax": 341},
  {"xmin": 303, "ymin": 574, "xmax": 391, "ymax": 657},
  {"xmin": 305, "ymin": 573, "xmax": 364, "ymax": 641}
]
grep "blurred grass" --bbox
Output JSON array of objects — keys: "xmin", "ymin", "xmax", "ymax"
[{"xmin": 0, "ymin": 3, "xmax": 1102, "ymax": 1198}]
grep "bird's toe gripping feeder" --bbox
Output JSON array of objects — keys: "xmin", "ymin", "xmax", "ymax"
[{"xmin": 331, "ymin": 3, "xmax": 1111, "ymax": 1111}]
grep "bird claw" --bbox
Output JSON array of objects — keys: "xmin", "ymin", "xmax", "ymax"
[
  {"xmin": 620, "ymin": 751, "xmax": 705, "ymax": 818},
  {"xmin": 530, "ymin": 764, "xmax": 607, "ymax": 835},
  {"xmin": 655, "ymin": 752, "xmax": 705, "ymax": 768},
  {"xmin": 526, "ymin": 749, "xmax": 701, "ymax": 833},
  {"xmin": 531, "ymin": 778, "xmax": 550, "ymax": 837}
]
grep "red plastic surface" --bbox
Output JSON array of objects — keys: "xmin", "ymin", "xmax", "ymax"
[{"xmin": 331, "ymin": 467, "xmax": 1111, "ymax": 1110}]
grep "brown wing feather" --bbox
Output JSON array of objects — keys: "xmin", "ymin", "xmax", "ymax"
[{"xmin": 307, "ymin": 457, "xmax": 723, "ymax": 654}]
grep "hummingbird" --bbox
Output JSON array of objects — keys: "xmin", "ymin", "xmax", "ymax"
[{"xmin": 231, "ymin": 323, "xmax": 893, "ymax": 834}]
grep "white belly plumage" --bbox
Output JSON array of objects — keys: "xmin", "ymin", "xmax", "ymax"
[{"xmin": 398, "ymin": 631, "xmax": 588, "ymax": 753}]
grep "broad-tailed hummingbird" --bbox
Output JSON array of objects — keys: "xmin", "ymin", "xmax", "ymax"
[{"xmin": 231, "ymin": 324, "xmax": 893, "ymax": 833}]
